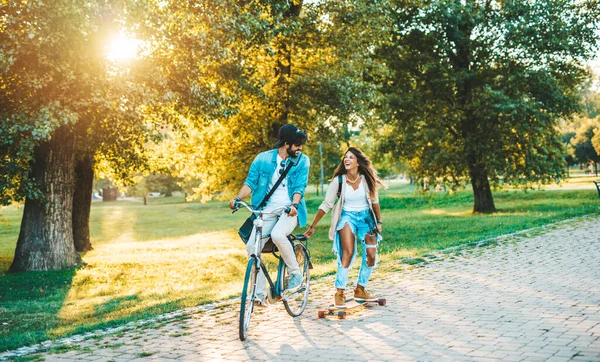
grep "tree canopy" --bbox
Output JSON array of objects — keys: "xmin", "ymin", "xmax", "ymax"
[
  {"xmin": 375, "ymin": 0, "xmax": 600, "ymax": 212},
  {"xmin": 142, "ymin": 0, "xmax": 387, "ymax": 200}
]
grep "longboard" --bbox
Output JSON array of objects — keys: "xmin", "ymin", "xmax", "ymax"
[{"xmin": 318, "ymin": 298, "xmax": 386, "ymax": 319}]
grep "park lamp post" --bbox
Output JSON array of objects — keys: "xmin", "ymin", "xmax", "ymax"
[{"xmin": 318, "ymin": 142, "xmax": 324, "ymax": 196}]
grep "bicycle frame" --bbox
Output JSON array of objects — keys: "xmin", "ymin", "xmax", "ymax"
[
  {"xmin": 235, "ymin": 199, "xmax": 311, "ymax": 340},
  {"xmin": 236, "ymin": 201, "xmax": 290, "ymax": 300}
]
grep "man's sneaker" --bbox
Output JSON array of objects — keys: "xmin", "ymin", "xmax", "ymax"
[
  {"xmin": 254, "ymin": 293, "xmax": 268, "ymax": 308},
  {"xmin": 286, "ymin": 273, "xmax": 303, "ymax": 294},
  {"xmin": 354, "ymin": 284, "xmax": 377, "ymax": 302},
  {"xmin": 334, "ymin": 289, "xmax": 346, "ymax": 308}
]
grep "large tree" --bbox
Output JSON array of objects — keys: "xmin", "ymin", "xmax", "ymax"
[
  {"xmin": 0, "ymin": 0, "xmax": 158, "ymax": 270},
  {"xmin": 1, "ymin": 0, "xmax": 110, "ymax": 270},
  {"xmin": 376, "ymin": 0, "xmax": 600, "ymax": 212}
]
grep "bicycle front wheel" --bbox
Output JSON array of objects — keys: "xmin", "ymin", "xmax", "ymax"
[
  {"xmin": 282, "ymin": 243, "xmax": 310, "ymax": 317},
  {"xmin": 239, "ymin": 258, "xmax": 257, "ymax": 341}
]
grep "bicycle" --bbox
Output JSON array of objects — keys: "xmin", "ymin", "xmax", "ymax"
[{"xmin": 232, "ymin": 200, "xmax": 312, "ymax": 341}]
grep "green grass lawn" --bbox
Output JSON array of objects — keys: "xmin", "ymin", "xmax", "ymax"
[{"xmin": 0, "ymin": 184, "xmax": 598, "ymax": 351}]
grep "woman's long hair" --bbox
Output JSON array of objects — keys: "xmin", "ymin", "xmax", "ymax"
[{"xmin": 332, "ymin": 147, "xmax": 387, "ymax": 198}]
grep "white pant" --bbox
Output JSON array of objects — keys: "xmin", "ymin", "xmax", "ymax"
[{"xmin": 247, "ymin": 211, "xmax": 299, "ymax": 297}]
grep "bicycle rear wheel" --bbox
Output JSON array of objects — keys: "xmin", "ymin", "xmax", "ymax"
[
  {"xmin": 239, "ymin": 258, "xmax": 257, "ymax": 341},
  {"xmin": 282, "ymin": 243, "xmax": 310, "ymax": 317}
]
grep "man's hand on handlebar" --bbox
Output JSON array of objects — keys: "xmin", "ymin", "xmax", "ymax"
[
  {"xmin": 229, "ymin": 197, "xmax": 241, "ymax": 210},
  {"xmin": 287, "ymin": 203, "xmax": 298, "ymax": 217}
]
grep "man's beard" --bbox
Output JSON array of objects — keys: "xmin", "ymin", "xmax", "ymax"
[{"xmin": 286, "ymin": 146, "xmax": 299, "ymax": 158}]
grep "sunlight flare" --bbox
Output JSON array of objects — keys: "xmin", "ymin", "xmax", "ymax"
[{"xmin": 107, "ymin": 34, "xmax": 140, "ymax": 62}]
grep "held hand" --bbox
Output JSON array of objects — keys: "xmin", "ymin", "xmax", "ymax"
[
  {"xmin": 229, "ymin": 199, "xmax": 237, "ymax": 210},
  {"xmin": 376, "ymin": 223, "xmax": 382, "ymax": 233}
]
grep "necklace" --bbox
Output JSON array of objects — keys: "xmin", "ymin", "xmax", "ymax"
[{"xmin": 346, "ymin": 174, "xmax": 360, "ymax": 183}]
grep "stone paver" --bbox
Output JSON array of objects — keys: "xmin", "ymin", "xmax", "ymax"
[{"xmin": 3, "ymin": 216, "xmax": 600, "ymax": 361}]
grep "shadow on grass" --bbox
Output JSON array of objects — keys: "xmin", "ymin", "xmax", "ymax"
[
  {"xmin": 94, "ymin": 295, "xmax": 140, "ymax": 315},
  {"xmin": 0, "ymin": 260, "xmax": 189, "ymax": 353},
  {"xmin": 58, "ymin": 296, "xmax": 188, "ymax": 338},
  {"xmin": 0, "ymin": 263, "xmax": 76, "ymax": 352}
]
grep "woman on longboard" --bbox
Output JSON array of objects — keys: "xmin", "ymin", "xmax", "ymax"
[{"xmin": 304, "ymin": 147, "xmax": 386, "ymax": 307}]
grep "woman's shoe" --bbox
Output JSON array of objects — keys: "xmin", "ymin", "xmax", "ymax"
[
  {"xmin": 354, "ymin": 284, "xmax": 377, "ymax": 302},
  {"xmin": 334, "ymin": 289, "xmax": 346, "ymax": 308}
]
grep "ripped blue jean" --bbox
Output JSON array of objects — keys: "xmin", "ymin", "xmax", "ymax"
[{"xmin": 333, "ymin": 209, "xmax": 382, "ymax": 290}]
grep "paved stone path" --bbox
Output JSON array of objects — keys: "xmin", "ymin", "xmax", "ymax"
[{"xmin": 7, "ymin": 216, "xmax": 600, "ymax": 361}]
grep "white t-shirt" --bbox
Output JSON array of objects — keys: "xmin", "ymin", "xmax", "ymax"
[
  {"xmin": 264, "ymin": 155, "xmax": 291, "ymax": 212},
  {"xmin": 342, "ymin": 179, "xmax": 370, "ymax": 211}
]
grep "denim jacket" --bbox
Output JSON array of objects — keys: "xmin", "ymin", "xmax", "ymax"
[{"xmin": 243, "ymin": 149, "xmax": 310, "ymax": 227}]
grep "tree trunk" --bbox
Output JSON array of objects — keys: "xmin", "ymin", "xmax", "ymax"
[
  {"xmin": 270, "ymin": 1, "xmax": 303, "ymax": 133},
  {"xmin": 73, "ymin": 153, "xmax": 94, "ymax": 252},
  {"xmin": 445, "ymin": 7, "xmax": 496, "ymax": 212},
  {"xmin": 468, "ymin": 160, "xmax": 496, "ymax": 214},
  {"xmin": 10, "ymin": 126, "xmax": 82, "ymax": 272}
]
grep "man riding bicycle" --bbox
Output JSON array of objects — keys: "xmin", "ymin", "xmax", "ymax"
[{"xmin": 229, "ymin": 124, "xmax": 310, "ymax": 307}]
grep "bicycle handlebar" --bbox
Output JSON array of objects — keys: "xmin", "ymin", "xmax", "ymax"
[
  {"xmin": 231, "ymin": 200, "xmax": 307, "ymax": 241},
  {"xmin": 232, "ymin": 200, "xmax": 290, "ymax": 216}
]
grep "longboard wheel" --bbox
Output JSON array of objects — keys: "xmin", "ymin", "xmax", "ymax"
[
  {"xmin": 318, "ymin": 310, "xmax": 326, "ymax": 318},
  {"xmin": 338, "ymin": 311, "xmax": 346, "ymax": 319},
  {"xmin": 378, "ymin": 298, "xmax": 386, "ymax": 306}
]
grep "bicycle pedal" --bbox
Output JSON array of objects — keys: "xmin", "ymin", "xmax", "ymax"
[
  {"xmin": 281, "ymin": 291, "xmax": 292, "ymax": 301},
  {"xmin": 282, "ymin": 287, "xmax": 305, "ymax": 300}
]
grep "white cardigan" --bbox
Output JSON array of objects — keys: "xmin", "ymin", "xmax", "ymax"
[{"xmin": 318, "ymin": 174, "xmax": 379, "ymax": 241}]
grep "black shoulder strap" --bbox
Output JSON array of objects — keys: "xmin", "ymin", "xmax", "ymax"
[
  {"xmin": 258, "ymin": 161, "xmax": 294, "ymax": 209},
  {"xmin": 336, "ymin": 175, "xmax": 343, "ymax": 199}
]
